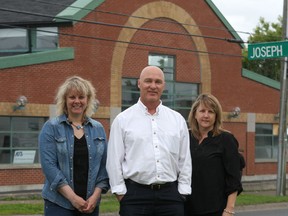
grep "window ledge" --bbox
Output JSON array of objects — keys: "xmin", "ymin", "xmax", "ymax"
[
  {"xmin": 0, "ymin": 47, "xmax": 74, "ymax": 69},
  {"xmin": 255, "ymin": 159, "xmax": 278, "ymax": 163},
  {"xmin": 0, "ymin": 164, "xmax": 41, "ymax": 169}
]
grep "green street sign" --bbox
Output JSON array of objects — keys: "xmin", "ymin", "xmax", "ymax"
[{"xmin": 248, "ymin": 41, "xmax": 288, "ymax": 60}]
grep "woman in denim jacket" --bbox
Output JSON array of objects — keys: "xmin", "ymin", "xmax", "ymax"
[{"xmin": 39, "ymin": 76, "xmax": 109, "ymax": 216}]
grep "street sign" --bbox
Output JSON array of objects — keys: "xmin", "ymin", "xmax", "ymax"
[{"xmin": 248, "ymin": 41, "xmax": 288, "ymax": 60}]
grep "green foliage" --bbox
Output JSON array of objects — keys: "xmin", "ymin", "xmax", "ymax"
[
  {"xmin": 0, "ymin": 203, "xmax": 44, "ymax": 215},
  {"xmin": 0, "ymin": 193, "xmax": 119, "ymax": 215},
  {"xmin": 236, "ymin": 192, "xmax": 288, "ymax": 206},
  {"xmin": 242, "ymin": 16, "xmax": 283, "ymax": 81}
]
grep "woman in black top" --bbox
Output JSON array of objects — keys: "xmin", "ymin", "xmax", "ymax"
[{"xmin": 185, "ymin": 94, "xmax": 243, "ymax": 216}]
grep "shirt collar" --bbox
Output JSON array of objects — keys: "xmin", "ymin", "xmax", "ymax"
[
  {"xmin": 59, "ymin": 114, "xmax": 92, "ymax": 126},
  {"xmin": 137, "ymin": 98, "xmax": 162, "ymax": 115}
]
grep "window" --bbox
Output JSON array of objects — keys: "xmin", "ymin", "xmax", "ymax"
[
  {"xmin": 0, "ymin": 27, "xmax": 58, "ymax": 57},
  {"xmin": 255, "ymin": 123, "xmax": 279, "ymax": 161},
  {"xmin": 35, "ymin": 27, "xmax": 58, "ymax": 50},
  {"xmin": 122, "ymin": 54, "xmax": 199, "ymax": 119},
  {"xmin": 0, "ymin": 28, "xmax": 28, "ymax": 56},
  {"xmin": 0, "ymin": 116, "xmax": 47, "ymax": 164}
]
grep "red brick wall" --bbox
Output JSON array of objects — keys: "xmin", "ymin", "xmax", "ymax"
[{"xmin": 0, "ymin": 168, "xmax": 44, "ymax": 185}]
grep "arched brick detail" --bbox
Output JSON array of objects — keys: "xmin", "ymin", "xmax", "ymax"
[{"xmin": 110, "ymin": 1, "xmax": 211, "ymax": 108}]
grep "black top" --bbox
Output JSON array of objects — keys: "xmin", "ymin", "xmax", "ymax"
[
  {"xmin": 186, "ymin": 131, "xmax": 243, "ymax": 215},
  {"xmin": 73, "ymin": 135, "xmax": 88, "ymax": 200}
]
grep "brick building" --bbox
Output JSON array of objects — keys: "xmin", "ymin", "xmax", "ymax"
[{"xmin": 0, "ymin": 0, "xmax": 285, "ymax": 192}]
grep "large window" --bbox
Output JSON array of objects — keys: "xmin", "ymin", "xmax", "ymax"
[
  {"xmin": 0, "ymin": 117, "xmax": 47, "ymax": 164},
  {"xmin": 122, "ymin": 54, "xmax": 199, "ymax": 119},
  {"xmin": 255, "ymin": 123, "xmax": 279, "ymax": 161},
  {"xmin": 0, "ymin": 27, "xmax": 58, "ymax": 57}
]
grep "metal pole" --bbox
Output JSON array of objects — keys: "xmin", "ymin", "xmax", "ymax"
[{"xmin": 276, "ymin": 0, "xmax": 288, "ymax": 196}]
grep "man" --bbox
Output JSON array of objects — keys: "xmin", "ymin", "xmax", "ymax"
[{"xmin": 106, "ymin": 66, "xmax": 191, "ymax": 216}]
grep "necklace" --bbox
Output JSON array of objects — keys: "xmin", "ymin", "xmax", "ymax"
[{"xmin": 71, "ymin": 122, "xmax": 83, "ymax": 130}]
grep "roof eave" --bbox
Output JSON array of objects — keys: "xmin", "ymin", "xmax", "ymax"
[
  {"xmin": 205, "ymin": 0, "xmax": 245, "ymax": 48},
  {"xmin": 54, "ymin": 0, "xmax": 106, "ymax": 24}
]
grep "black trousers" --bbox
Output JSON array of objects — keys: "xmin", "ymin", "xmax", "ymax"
[{"xmin": 119, "ymin": 180, "xmax": 185, "ymax": 216}]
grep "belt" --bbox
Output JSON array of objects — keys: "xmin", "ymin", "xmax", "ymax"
[{"xmin": 125, "ymin": 179, "xmax": 175, "ymax": 190}]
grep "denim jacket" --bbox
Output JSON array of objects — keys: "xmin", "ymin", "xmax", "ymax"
[{"xmin": 39, "ymin": 114, "xmax": 109, "ymax": 210}]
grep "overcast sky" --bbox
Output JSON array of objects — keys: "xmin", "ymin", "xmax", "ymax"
[{"xmin": 212, "ymin": 0, "xmax": 283, "ymax": 42}]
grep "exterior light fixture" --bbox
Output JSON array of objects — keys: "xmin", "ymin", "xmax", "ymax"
[
  {"xmin": 93, "ymin": 99, "xmax": 100, "ymax": 113},
  {"xmin": 228, "ymin": 107, "xmax": 241, "ymax": 119},
  {"xmin": 13, "ymin": 95, "xmax": 28, "ymax": 111}
]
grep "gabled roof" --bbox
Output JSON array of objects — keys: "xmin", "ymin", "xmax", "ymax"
[
  {"xmin": 0, "ymin": 0, "xmax": 75, "ymax": 26},
  {"xmin": 0, "ymin": 0, "xmax": 243, "ymax": 47}
]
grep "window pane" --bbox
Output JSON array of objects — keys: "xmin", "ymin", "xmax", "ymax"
[
  {"xmin": 255, "ymin": 135, "xmax": 273, "ymax": 158},
  {"xmin": 174, "ymin": 83, "xmax": 198, "ymax": 108},
  {"xmin": 164, "ymin": 82, "xmax": 173, "ymax": 95},
  {"xmin": 149, "ymin": 54, "xmax": 174, "ymax": 81},
  {"xmin": 122, "ymin": 78, "xmax": 139, "ymax": 105},
  {"xmin": 0, "ymin": 117, "xmax": 10, "ymax": 130},
  {"xmin": 12, "ymin": 117, "xmax": 45, "ymax": 131},
  {"xmin": 0, "ymin": 133, "xmax": 11, "ymax": 148},
  {"xmin": 256, "ymin": 124, "xmax": 272, "ymax": 134},
  {"xmin": 0, "ymin": 28, "xmax": 28, "ymax": 50},
  {"xmin": 12, "ymin": 133, "xmax": 38, "ymax": 148},
  {"xmin": 0, "ymin": 28, "xmax": 28, "ymax": 56},
  {"xmin": 175, "ymin": 108, "xmax": 191, "ymax": 120},
  {"xmin": 272, "ymin": 136, "xmax": 279, "ymax": 158},
  {"xmin": 36, "ymin": 27, "xmax": 58, "ymax": 49}
]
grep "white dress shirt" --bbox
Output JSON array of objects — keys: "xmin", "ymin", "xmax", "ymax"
[{"xmin": 106, "ymin": 99, "xmax": 192, "ymax": 195}]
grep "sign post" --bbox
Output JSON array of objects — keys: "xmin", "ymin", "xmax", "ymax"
[{"xmin": 248, "ymin": 0, "xmax": 288, "ymax": 195}]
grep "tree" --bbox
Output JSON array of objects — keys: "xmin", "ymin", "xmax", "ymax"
[{"xmin": 242, "ymin": 16, "xmax": 283, "ymax": 81}]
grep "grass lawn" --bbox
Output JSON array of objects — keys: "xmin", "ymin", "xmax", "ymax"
[{"xmin": 0, "ymin": 192, "xmax": 288, "ymax": 215}]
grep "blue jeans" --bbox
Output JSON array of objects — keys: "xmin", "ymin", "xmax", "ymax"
[{"xmin": 44, "ymin": 199, "xmax": 99, "ymax": 216}]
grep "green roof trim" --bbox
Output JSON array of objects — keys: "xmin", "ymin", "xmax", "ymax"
[
  {"xmin": 54, "ymin": 0, "xmax": 105, "ymax": 23},
  {"xmin": 205, "ymin": 0, "xmax": 244, "ymax": 48},
  {"xmin": 0, "ymin": 48, "xmax": 74, "ymax": 69},
  {"xmin": 242, "ymin": 68, "xmax": 280, "ymax": 90}
]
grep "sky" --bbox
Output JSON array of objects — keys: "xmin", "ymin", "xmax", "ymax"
[{"xmin": 212, "ymin": 0, "xmax": 284, "ymax": 42}]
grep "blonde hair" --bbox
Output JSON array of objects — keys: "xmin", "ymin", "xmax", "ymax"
[
  {"xmin": 188, "ymin": 93, "xmax": 224, "ymax": 140},
  {"xmin": 55, "ymin": 76, "xmax": 96, "ymax": 117}
]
